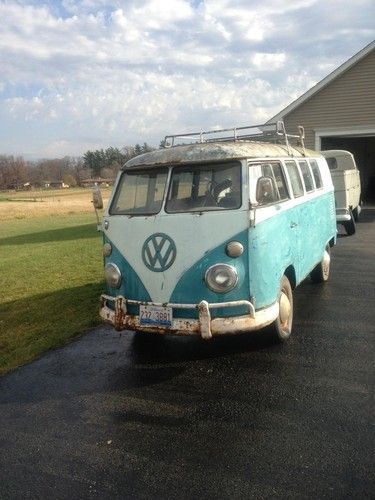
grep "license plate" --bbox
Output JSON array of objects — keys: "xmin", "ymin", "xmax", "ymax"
[{"xmin": 139, "ymin": 305, "xmax": 173, "ymax": 327}]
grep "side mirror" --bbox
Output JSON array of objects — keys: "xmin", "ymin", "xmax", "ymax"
[
  {"xmin": 256, "ymin": 176, "xmax": 278, "ymax": 205},
  {"xmin": 92, "ymin": 185, "xmax": 103, "ymax": 209}
]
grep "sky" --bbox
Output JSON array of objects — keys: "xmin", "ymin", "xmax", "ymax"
[{"xmin": 0, "ymin": 0, "xmax": 374, "ymax": 159}]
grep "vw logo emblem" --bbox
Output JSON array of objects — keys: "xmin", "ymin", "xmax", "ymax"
[{"xmin": 142, "ymin": 233, "xmax": 177, "ymax": 272}]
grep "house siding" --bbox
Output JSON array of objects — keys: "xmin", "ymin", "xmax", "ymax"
[{"xmin": 283, "ymin": 48, "xmax": 375, "ymax": 149}]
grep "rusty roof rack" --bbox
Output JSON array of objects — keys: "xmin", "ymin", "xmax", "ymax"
[{"xmin": 163, "ymin": 121, "xmax": 306, "ymax": 156}]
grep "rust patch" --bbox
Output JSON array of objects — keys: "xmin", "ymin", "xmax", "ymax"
[
  {"xmin": 100, "ymin": 295, "xmax": 278, "ymax": 338},
  {"xmin": 114, "ymin": 297, "xmax": 125, "ymax": 331}
]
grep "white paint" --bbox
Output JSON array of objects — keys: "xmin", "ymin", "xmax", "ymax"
[{"xmin": 247, "ymin": 156, "xmax": 334, "ymax": 225}]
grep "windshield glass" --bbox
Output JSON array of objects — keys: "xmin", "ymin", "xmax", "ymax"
[
  {"xmin": 166, "ymin": 162, "xmax": 241, "ymax": 213},
  {"xmin": 110, "ymin": 169, "xmax": 168, "ymax": 215}
]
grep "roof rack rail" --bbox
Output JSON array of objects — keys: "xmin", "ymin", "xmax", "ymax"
[{"xmin": 163, "ymin": 121, "xmax": 306, "ymax": 156}]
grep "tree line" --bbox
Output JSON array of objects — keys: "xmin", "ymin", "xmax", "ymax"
[{"xmin": 0, "ymin": 143, "xmax": 155, "ymax": 190}]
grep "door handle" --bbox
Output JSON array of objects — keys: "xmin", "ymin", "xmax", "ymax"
[{"xmin": 290, "ymin": 222, "xmax": 298, "ymax": 228}]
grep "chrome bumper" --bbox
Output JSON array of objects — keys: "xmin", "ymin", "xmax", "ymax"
[
  {"xmin": 336, "ymin": 208, "xmax": 351, "ymax": 222},
  {"xmin": 100, "ymin": 294, "xmax": 278, "ymax": 340}
]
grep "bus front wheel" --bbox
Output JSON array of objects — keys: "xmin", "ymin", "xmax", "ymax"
[
  {"xmin": 270, "ymin": 275, "xmax": 293, "ymax": 342},
  {"xmin": 310, "ymin": 245, "xmax": 331, "ymax": 283}
]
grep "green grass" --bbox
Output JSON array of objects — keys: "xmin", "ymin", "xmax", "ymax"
[{"xmin": 0, "ymin": 213, "xmax": 104, "ymax": 375}]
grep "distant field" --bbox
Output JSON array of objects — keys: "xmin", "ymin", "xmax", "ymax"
[
  {"xmin": 0, "ymin": 187, "xmax": 110, "ymax": 221},
  {"xmin": 0, "ymin": 188, "xmax": 110, "ymax": 374}
]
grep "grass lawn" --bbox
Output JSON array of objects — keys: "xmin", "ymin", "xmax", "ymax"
[
  {"xmin": 0, "ymin": 210, "xmax": 105, "ymax": 375},
  {"xmin": 0, "ymin": 187, "xmax": 111, "ymax": 221}
]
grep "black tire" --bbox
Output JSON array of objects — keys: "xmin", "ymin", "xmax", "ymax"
[
  {"xmin": 343, "ymin": 210, "xmax": 356, "ymax": 235},
  {"xmin": 310, "ymin": 245, "xmax": 331, "ymax": 283},
  {"xmin": 269, "ymin": 275, "xmax": 293, "ymax": 342},
  {"xmin": 352, "ymin": 203, "xmax": 361, "ymax": 222}
]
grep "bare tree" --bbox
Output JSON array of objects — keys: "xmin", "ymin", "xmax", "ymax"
[{"xmin": 0, "ymin": 155, "xmax": 28, "ymax": 190}]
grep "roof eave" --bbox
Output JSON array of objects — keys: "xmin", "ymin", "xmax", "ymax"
[{"xmin": 267, "ymin": 39, "xmax": 375, "ymax": 123}]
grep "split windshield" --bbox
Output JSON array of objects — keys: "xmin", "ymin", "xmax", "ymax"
[
  {"xmin": 110, "ymin": 169, "xmax": 168, "ymax": 215},
  {"xmin": 166, "ymin": 162, "xmax": 241, "ymax": 212},
  {"xmin": 110, "ymin": 162, "xmax": 242, "ymax": 215}
]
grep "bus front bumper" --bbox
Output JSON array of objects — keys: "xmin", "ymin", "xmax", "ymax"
[{"xmin": 100, "ymin": 294, "xmax": 278, "ymax": 340}]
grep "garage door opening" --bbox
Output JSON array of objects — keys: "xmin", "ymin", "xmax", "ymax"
[{"xmin": 321, "ymin": 136, "xmax": 375, "ymax": 201}]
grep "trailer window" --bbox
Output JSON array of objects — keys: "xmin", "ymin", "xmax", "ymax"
[
  {"xmin": 325, "ymin": 157, "xmax": 338, "ymax": 170},
  {"xmin": 110, "ymin": 169, "xmax": 168, "ymax": 215}
]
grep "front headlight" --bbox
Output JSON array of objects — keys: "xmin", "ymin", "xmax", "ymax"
[
  {"xmin": 205, "ymin": 264, "xmax": 238, "ymax": 293},
  {"xmin": 104, "ymin": 263, "xmax": 122, "ymax": 288}
]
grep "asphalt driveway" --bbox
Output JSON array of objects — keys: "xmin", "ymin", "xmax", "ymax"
[{"xmin": 0, "ymin": 209, "xmax": 374, "ymax": 499}]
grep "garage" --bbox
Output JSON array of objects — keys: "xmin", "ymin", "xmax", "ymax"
[
  {"xmin": 268, "ymin": 40, "xmax": 375, "ymax": 201},
  {"xmin": 320, "ymin": 134, "xmax": 375, "ymax": 201}
]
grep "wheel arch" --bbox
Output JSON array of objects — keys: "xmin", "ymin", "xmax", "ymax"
[{"xmin": 284, "ymin": 265, "xmax": 297, "ymax": 290}]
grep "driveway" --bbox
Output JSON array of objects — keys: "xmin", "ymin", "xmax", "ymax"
[{"xmin": 0, "ymin": 209, "xmax": 374, "ymax": 499}]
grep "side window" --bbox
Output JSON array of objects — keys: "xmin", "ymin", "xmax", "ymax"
[
  {"xmin": 285, "ymin": 160, "xmax": 304, "ymax": 197},
  {"xmin": 271, "ymin": 163, "xmax": 289, "ymax": 200},
  {"xmin": 309, "ymin": 159, "xmax": 323, "ymax": 189},
  {"xmin": 262, "ymin": 163, "xmax": 273, "ymax": 178},
  {"xmin": 248, "ymin": 164, "xmax": 263, "ymax": 202},
  {"xmin": 299, "ymin": 160, "xmax": 314, "ymax": 192},
  {"xmin": 259, "ymin": 162, "xmax": 289, "ymax": 204},
  {"xmin": 249, "ymin": 162, "xmax": 289, "ymax": 206}
]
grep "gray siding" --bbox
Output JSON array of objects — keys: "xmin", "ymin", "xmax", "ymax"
[{"xmin": 283, "ymin": 49, "xmax": 375, "ymax": 149}]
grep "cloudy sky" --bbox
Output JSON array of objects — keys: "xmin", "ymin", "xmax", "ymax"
[{"xmin": 1, "ymin": 0, "xmax": 374, "ymax": 158}]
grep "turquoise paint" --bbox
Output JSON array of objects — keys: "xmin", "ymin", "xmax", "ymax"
[
  {"xmin": 249, "ymin": 191, "xmax": 336, "ymax": 309},
  {"xmin": 105, "ymin": 231, "xmax": 250, "ymax": 319},
  {"xmin": 248, "ymin": 212, "xmax": 294, "ymax": 310},
  {"xmin": 170, "ymin": 230, "xmax": 250, "ymax": 319},
  {"xmin": 104, "ymin": 237, "xmax": 151, "ymax": 313}
]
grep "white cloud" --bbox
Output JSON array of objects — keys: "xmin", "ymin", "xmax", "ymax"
[
  {"xmin": 133, "ymin": 0, "xmax": 194, "ymax": 26},
  {"xmin": 0, "ymin": 0, "xmax": 374, "ymax": 157},
  {"xmin": 252, "ymin": 52, "xmax": 286, "ymax": 70}
]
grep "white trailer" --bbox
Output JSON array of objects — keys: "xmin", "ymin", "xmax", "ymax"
[{"xmin": 322, "ymin": 150, "xmax": 361, "ymax": 235}]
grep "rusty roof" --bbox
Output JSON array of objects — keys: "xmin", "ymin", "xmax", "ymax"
[{"xmin": 124, "ymin": 141, "xmax": 321, "ymax": 169}]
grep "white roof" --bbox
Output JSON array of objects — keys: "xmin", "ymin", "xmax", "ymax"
[
  {"xmin": 321, "ymin": 150, "xmax": 354, "ymax": 157},
  {"xmin": 267, "ymin": 40, "xmax": 375, "ymax": 123},
  {"xmin": 124, "ymin": 141, "xmax": 321, "ymax": 168}
]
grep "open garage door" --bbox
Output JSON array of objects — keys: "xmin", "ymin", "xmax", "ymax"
[{"xmin": 321, "ymin": 136, "xmax": 375, "ymax": 201}]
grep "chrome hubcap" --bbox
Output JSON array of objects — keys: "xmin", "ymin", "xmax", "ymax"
[
  {"xmin": 322, "ymin": 249, "xmax": 330, "ymax": 276},
  {"xmin": 279, "ymin": 291, "xmax": 291, "ymax": 325}
]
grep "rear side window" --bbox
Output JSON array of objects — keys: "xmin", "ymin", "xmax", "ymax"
[
  {"xmin": 299, "ymin": 160, "xmax": 314, "ymax": 192},
  {"xmin": 285, "ymin": 161, "xmax": 304, "ymax": 197},
  {"xmin": 309, "ymin": 160, "xmax": 323, "ymax": 189}
]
